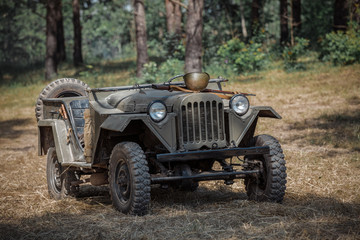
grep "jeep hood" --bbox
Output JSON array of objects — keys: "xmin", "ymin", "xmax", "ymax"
[{"xmin": 105, "ymin": 89, "xmax": 191, "ymax": 112}]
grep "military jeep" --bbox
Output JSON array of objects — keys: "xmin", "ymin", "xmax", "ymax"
[{"xmin": 36, "ymin": 73, "xmax": 287, "ymax": 215}]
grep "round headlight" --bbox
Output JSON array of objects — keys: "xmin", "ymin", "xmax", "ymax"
[
  {"xmin": 148, "ymin": 101, "xmax": 167, "ymax": 122},
  {"xmin": 230, "ymin": 94, "xmax": 249, "ymax": 115}
]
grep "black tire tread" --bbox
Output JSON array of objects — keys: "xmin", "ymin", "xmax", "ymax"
[
  {"xmin": 245, "ymin": 134, "xmax": 287, "ymax": 203},
  {"xmin": 35, "ymin": 78, "xmax": 88, "ymax": 121},
  {"xmin": 109, "ymin": 142, "xmax": 151, "ymax": 215},
  {"xmin": 46, "ymin": 147, "xmax": 79, "ymax": 200}
]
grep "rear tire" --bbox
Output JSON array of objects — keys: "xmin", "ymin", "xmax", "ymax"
[
  {"xmin": 244, "ymin": 135, "xmax": 287, "ymax": 203},
  {"xmin": 46, "ymin": 147, "xmax": 79, "ymax": 200},
  {"xmin": 35, "ymin": 78, "xmax": 88, "ymax": 121},
  {"xmin": 108, "ymin": 142, "xmax": 151, "ymax": 215}
]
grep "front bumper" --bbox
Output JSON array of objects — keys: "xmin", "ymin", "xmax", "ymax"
[{"xmin": 156, "ymin": 146, "xmax": 269, "ymax": 162}]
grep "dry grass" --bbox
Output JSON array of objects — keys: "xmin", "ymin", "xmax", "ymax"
[{"xmin": 0, "ymin": 63, "xmax": 360, "ymax": 239}]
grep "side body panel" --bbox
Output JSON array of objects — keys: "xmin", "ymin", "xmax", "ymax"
[{"xmin": 38, "ymin": 119, "xmax": 85, "ymax": 163}]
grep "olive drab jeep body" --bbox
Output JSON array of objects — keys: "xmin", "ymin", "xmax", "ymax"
[{"xmin": 36, "ymin": 74, "xmax": 287, "ymax": 215}]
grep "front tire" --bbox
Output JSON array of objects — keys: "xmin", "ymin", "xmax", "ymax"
[
  {"xmin": 244, "ymin": 135, "xmax": 287, "ymax": 203},
  {"xmin": 108, "ymin": 142, "xmax": 151, "ymax": 215}
]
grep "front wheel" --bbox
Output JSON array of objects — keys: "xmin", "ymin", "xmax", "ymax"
[
  {"xmin": 244, "ymin": 135, "xmax": 287, "ymax": 203},
  {"xmin": 108, "ymin": 142, "xmax": 151, "ymax": 215}
]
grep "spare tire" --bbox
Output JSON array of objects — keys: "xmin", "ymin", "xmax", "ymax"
[{"xmin": 35, "ymin": 78, "xmax": 89, "ymax": 121}]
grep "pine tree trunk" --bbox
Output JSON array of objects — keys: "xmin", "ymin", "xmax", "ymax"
[
  {"xmin": 292, "ymin": 0, "xmax": 301, "ymax": 36},
  {"xmin": 334, "ymin": 0, "xmax": 349, "ymax": 31},
  {"xmin": 73, "ymin": 0, "xmax": 83, "ymax": 66},
  {"xmin": 185, "ymin": 0, "xmax": 204, "ymax": 73},
  {"xmin": 134, "ymin": 0, "xmax": 149, "ymax": 77},
  {"xmin": 251, "ymin": 0, "xmax": 261, "ymax": 35},
  {"xmin": 239, "ymin": 0, "xmax": 248, "ymax": 39},
  {"xmin": 165, "ymin": 0, "xmax": 182, "ymax": 36},
  {"xmin": 56, "ymin": 0, "xmax": 66, "ymax": 62},
  {"xmin": 45, "ymin": 0, "xmax": 58, "ymax": 80},
  {"xmin": 280, "ymin": 0, "xmax": 289, "ymax": 45},
  {"xmin": 350, "ymin": 0, "xmax": 360, "ymax": 23}
]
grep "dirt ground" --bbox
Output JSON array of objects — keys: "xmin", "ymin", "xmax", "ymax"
[{"xmin": 0, "ymin": 65, "xmax": 359, "ymax": 239}]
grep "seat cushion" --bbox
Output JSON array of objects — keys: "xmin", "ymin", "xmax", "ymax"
[{"xmin": 70, "ymin": 99, "xmax": 89, "ymax": 136}]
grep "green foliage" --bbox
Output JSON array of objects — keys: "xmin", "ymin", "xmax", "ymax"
[
  {"xmin": 0, "ymin": 1, "xmax": 45, "ymax": 64},
  {"xmin": 145, "ymin": 0, "xmax": 166, "ymax": 46},
  {"xmin": 161, "ymin": 33, "xmax": 185, "ymax": 60},
  {"xmin": 136, "ymin": 59, "xmax": 184, "ymax": 84},
  {"xmin": 320, "ymin": 24, "xmax": 360, "ymax": 65},
  {"xmin": 216, "ymin": 37, "xmax": 267, "ymax": 74},
  {"xmin": 300, "ymin": 0, "xmax": 334, "ymax": 46},
  {"xmin": 202, "ymin": 0, "xmax": 252, "ymax": 64},
  {"xmin": 203, "ymin": 60, "xmax": 237, "ymax": 79},
  {"xmin": 282, "ymin": 37, "xmax": 309, "ymax": 70},
  {"xmin": 82, "ymin": 2, "xmax": 133, "ymax": 61}
]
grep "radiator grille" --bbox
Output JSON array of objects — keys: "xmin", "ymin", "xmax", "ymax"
[{"xmin": 180, "ymin": 99, "xmax": 225, "ymax": 148}]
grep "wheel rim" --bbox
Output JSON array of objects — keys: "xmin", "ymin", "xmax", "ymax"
[
  {"xmin": 50, "ymin": 153, "xmax": 62, "ymax": 193},
  {"xmin": 246, "ymin": 157, "xmax": 267, "ymax": 194},
  {"xmin": 115, "ymin": 159, "xmax": 131, "ymax": 204}
]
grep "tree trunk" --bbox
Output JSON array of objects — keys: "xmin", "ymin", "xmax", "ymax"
[
  {"xmin": 56, "ymin": 0, "xmax": 66, "ymax": 62},
  {"xmin": 45, "ymin": 0, "xmax": 58, "ymax": 80},
  {"xmin": 73, "ymin": 0, "xmax": 83, "ymax": 66},
  {"xmin": 334, "ymin": 0, "xmax": 349, "ymax": 31},
  {"xmin": 134, "ymin": 0, "xmax": 149, "ymax": 77},
  {"xmin": 185, "ymin": 0, "xmax": 204, "ymax": 73},
  {"xmin": 350, "ymin": 0, "xmax": 360, "ymax": 24},
  {"xmin": 239, "ymin": 0, "xmax": 248, "ymax": 39},
  {"xmin": 292, "ymin": 0, "xmax": 301, "ymax": 36},
  {"xmin": 251, "ymin": 0, "xmax": 261, "ymax": 35},
  {"xmin": 280, "ymin": 0, "xmax": 289, "ymax": 45},
  {"xmin": 165, "ymin": 0, "xmax": 182, "ymax": 37}
]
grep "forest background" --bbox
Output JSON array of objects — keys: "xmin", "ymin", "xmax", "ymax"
[{"xmin": 1, "ymin": 0, "xmax": 359, "ymax": 85}]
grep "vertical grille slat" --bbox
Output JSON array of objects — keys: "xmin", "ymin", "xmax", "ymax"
[
  {"xmin": 187, "ymin": 102, "xmax": 193, "ymax": 142},
  {"xmin": 200, "ymin": 102, "xmax": 206, "ymax": 142},
  {"xmin": 206, "ymin": 101, "xmax": 212, "ymax": 141},
  {"xmin": 218, "ymin": 102, "xmax": 224, "ymax": 140},
  {"xmin": 194, "ymin": 102, "xmax": 200, "ymax": 142},
  {"xmin": 181, "ymin": 105, "xmax": 187, "ymax": 142},
  {"xmin": 181, "ymin": 98, "xmax": 225, "ymax": 148},
  {"xmin": 212, "ymin": 101, "xmax": 218, "ymax": 141}
]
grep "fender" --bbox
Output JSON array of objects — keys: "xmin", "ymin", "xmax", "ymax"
[
  {"xmin": 38, "ymin": 119, "xmax": 85, "ymax": 164},
  {"xmin": 94, "ymin": 112, "xmax": 177, "ymax": 156},
  {"xmin": 228, "ymin": 106, "xmax": 281, "ymax": 146}
]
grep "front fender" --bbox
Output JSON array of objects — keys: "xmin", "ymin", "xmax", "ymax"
[
  {"xmin": 99, "ymin": 112, "xmax": 177, "ymax": 153},
  {"xmin": 228, "ymin": 106, "xmax": 281, "ymax": 146}
]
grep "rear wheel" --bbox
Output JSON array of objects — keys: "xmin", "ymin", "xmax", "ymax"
[
  {"xmin": 108, "ymin": 142, "xmax": 151, "ymax": 215},
  {"xmin": 244, "ymin": 135, "xmax": 287, "ymax": 203},
  {"xmin": 46, "ymin": 147, "xmax": 79, "ymax": 199},
  {"xmin": 35, "ymin": 78, "xmax": 88, "ymax": 121}
]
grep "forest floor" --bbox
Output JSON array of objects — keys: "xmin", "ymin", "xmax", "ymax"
[{"xmin": 0, "ymin": 62, "xmax": 359, "ymax": 239}]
